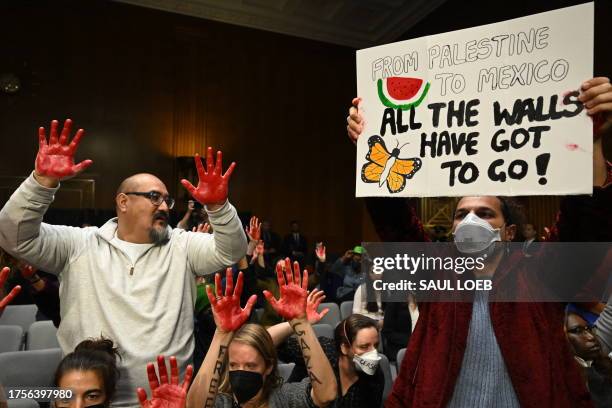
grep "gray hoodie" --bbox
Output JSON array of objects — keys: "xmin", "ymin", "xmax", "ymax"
[{"xmin": 0, "ymin": 173, "xmax": 247, "ymax": 407}]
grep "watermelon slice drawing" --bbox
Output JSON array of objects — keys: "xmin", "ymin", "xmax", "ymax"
[{"xmin": 377, "ymin": 77, "xmax": 430, "ymax": 110}]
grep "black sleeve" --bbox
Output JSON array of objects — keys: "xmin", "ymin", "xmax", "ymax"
[
  {"xmin": 277, "ymin": 336, "xmax": 337, "ymax": 383},
  {"xmin": 354, "ymin": 367, "xmax": 385, "ymax": 408},
  {"xmin": 31, "ymin": 276, "xmax": 61, "ymax": 327},
  {"xmin": 381, "ymin": 303, "xmax": 411, "ymax": 357},
  {"xmin": 365, "ymin": 198, "xmax": 429, "ymax": 242}
]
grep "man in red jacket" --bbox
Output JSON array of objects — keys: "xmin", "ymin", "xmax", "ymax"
[{"xmin": 347, "ymin": 77, "xmax": 612, "ymax": 407}]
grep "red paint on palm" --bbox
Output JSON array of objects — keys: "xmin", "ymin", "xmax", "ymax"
[
  {"xmin": 315, "ymin": 244, "xmax": 326, "ymax": 262},
  {"xmin": 255, "ymin": 241, "xmax": 264, "ymax": 256},
  {"xmin": 137, "ymin": 356, "xmax": 193, "ymax": 408},
  {"xmin": 246, "ymin": 216, "xmax": 261, "ymax": 242},
  {"xmin": 206, "ymin": 268, "xmax": 257, "ymax": 332},
  {"xmin": 181, "ymin": 147, "xmax": 235, "ymax": 205},
  {"xmin": 0, "ymin": 267, "xmax": 21, "ymax": 312},
  {"xmin": 263, "ymin": 258, "xmax": 308, "ymax": 320},
  {"xmin": 36, "ymin": 119, "xmax": 93, "ymax": 179}
]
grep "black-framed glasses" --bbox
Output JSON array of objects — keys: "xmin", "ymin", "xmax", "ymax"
[
  {"xmin": 567, "ymin": 325, "xmax": 596, "ymax": 336},
  {"xmin": 124, "ymin": 191, "xmax": 175, "ymax": 209}
]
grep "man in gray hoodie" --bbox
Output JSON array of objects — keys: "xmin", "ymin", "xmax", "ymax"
[{"xmin": 0, "ymin": 119, "xmax": 247, "ymax": 407}]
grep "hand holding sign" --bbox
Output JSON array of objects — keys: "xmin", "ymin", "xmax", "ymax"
[
  {"xmin": 0, "ymin": 267, "xmax": 21, "ymax": 313},
  {"xmin": 580, "ymin": 77, "xmax": 612, "ymax": 136},
  {"xmin": 35, "ymin": 119, "xmax": 93, "ymax": 188},
  {"xmin": 181, "ymin": 147, "xmax": 235, "ymax": 210},
  {"xmin": 206, "ymin": 268, "xmax": 256, "ymax": 333},
  {"xmin": 264, "ymin": 258, "xmax": 308, "ymax": 320},
  {"xmin": 347, "ymin": 97, "xmax": 364, "ymax": 144},
  {"xmin": 579, "ymin": 77, "xmax": 612, "ymax": 186},
  {"xmin": 355, "ymin": 3, "xmax": 595, "ymax": 196},
  {"xmin": 136, "ymin": 355, "xmax": 193, "ymax": 408}
]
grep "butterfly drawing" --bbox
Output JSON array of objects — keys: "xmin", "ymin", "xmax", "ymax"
[{"xmin": 361, "ymin": 135, "xmax": 422, "ymax": 193}]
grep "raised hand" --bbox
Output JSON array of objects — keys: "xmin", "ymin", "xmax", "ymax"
[
  {"xmin": 246, "ymin": 216, "xmax": 261, "ymax": 242},
  {"xmin": 255, "ymin": 240, "xmax": 264, "ymax": 257},
  {"xmin": 35, "ymin": 119, "xmax": 93, "ymax": 183},
  {"xmin": 264, "ymin": 258, "xmax": 308, "ymax": 320},
  {"xmin": 181, "ymin": 147, "xmax": 235, "ymax": 207},
  {"xmin": 192, "ymin": 223, "xmax": 211, "ymax": 233},
  {"xmin": 315, "ymin": 243, "xmax": 326, "ymax": 263},
  {"xmin": 206, "ymin": 268, "xmax": 257, "ymax": 333},
  {"xmin": 0, "ymin": 267, "xmax": 21, "ymax": 313},
  {"xmin": 346, "ymin": 97, "xmax": 364, "ymax": 145},
  {"xmin": 579, "ymin": 77, "xmax": 612, "ymax": 136},
  {"xmin": 249, "ymin": 240, "xmax": 265, "ymax": 264},
  {"xmin": 306, "ymin": 288, "xmax": 329, "ymax": 324},
  {"xmin": 136, "ymin": 355, "xmax": 193, "ymax": 408}
]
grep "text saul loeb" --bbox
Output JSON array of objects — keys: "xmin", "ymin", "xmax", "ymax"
[{"xmin": 373, "ymin": 279, "xmax": 493, "ymax": 291}]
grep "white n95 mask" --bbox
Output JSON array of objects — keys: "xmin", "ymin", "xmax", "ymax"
[
  {"xmin": 353, "ymin": 349, "xmax": 381, "ymax": 375},
  {"xmin": 453, "ymin": 213, "xmax": 501, "ymax": 254}
]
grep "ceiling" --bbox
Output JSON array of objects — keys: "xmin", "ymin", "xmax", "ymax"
[{"xmin": 113, "ymin": 0, "xmax": 447, "ymax": 48}]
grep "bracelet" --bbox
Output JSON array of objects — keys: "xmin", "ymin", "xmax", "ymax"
[{"xmin": 28, "ymin": 277, "xmax": 41, "ymax": 284}]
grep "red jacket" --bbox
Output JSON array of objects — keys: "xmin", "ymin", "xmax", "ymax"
[{"xmin": 364, "ymin": 186, "xmax": 611, "ymax": 408}]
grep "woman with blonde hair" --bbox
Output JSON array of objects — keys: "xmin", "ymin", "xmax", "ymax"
[{"xmin": 187, "ymin": 258, "xmax": 337, "ymax": 408}]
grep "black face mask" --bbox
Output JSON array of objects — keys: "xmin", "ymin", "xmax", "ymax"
[{"xmin": 229, "ymin": 370, "xmax": 264, "ymax": 404}]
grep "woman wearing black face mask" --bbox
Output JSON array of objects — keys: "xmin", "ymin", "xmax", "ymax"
[
  {"xmin": 187, "ymin": 260, "xmax": 337, "ymax": 408},
  {"xmin": 53, "ymin": 338, "xmax": 121, "ymax": 408}
]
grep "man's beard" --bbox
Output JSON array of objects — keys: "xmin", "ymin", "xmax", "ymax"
[{"xmin": 150, "ymin": 211, "xmax": 170, "ymax": 245}]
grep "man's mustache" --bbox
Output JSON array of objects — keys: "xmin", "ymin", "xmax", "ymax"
[{"xmin": 153, "ymin": 211, "xmax": 169, "ymax": 223}]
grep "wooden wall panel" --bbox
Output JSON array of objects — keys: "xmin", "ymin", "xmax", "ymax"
[{"xmin": 0, "ymin": 0, "xmax": 359, "ymax": 255}]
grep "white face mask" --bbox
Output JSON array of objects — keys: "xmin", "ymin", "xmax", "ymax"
[
  {"xmin": 353, "ymin": 349, "xmax": 381, "ymax": 375},
  {"xmin": 453, "ymin": 212, "xmax": 502, "ymax": 254}
]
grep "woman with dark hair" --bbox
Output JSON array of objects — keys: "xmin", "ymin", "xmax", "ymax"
[
  {"xmin": 187, "ymin": 259, "xmax": 337, "ymax": 408},
  {"xmin": 332, "ymin": 314, "xmax": 385, "ymax": 408},
  {"xmin": 53, "ymin": 338, "xmax": 121, "ymax": 408},
  {"xmin": 271, "ymin": 312, "xmax": 385, "ymax": 408}
]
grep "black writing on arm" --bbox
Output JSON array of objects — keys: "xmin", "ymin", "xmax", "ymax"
[
  {"xmin": 291, "ymin": 321, "xmax": 322, "ymax": 385},
  {"xmin": 204, "ymin": 345, "xmax": 228, "ymax": 408}
]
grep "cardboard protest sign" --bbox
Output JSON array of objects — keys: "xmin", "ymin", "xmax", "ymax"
[{"xmin": 355, "ymin": 2, "xmax": 593, "ymax": 197}]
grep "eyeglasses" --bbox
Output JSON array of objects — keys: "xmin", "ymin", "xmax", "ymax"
[
  {"xmin": 124, "ymin": 191, "xmax": 175, "ymax": 209},
  {"xmin": 567, "ymin": 325, "xmax": 596, "ymax": 336}
]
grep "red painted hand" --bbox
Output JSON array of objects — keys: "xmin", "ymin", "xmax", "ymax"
[
  {"xmin": 315, "ymin": 243, "xmax": 326, "ymax": 263},
  {"xmin": 136, "ymin": 356, "xmax": 193, "ymax": 408},
  {"xmin": 250, "ymin": 241, "xmax": 264, "ymax": 264},
  {"xmin": 246, "ymin": 216, "xmax": 261, "ymax": 242},
  {"xmin": 256, "ymin": 241, "xmax": 264, "ymax": 257},
  {"xmin": 35, "ymin": 119, "xmax": 93, "ymax": 180},
  {"xmin": 181, "ymin": 147, "xmax": 235, "ymax": 206},
  {"xmin": 0, "ymin": 267, "xmax": 21, "ymax": 313},
  {"xmin": 264, "ymin": 258, "xmax": 308, "ymax": 320},
  {"xmin": 306, "ymin": 288, "xmax": 329, "ymax": 324},
  {"xmin": 206, "ymin": 268, "xmax": 257, "ymax": 333}
]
